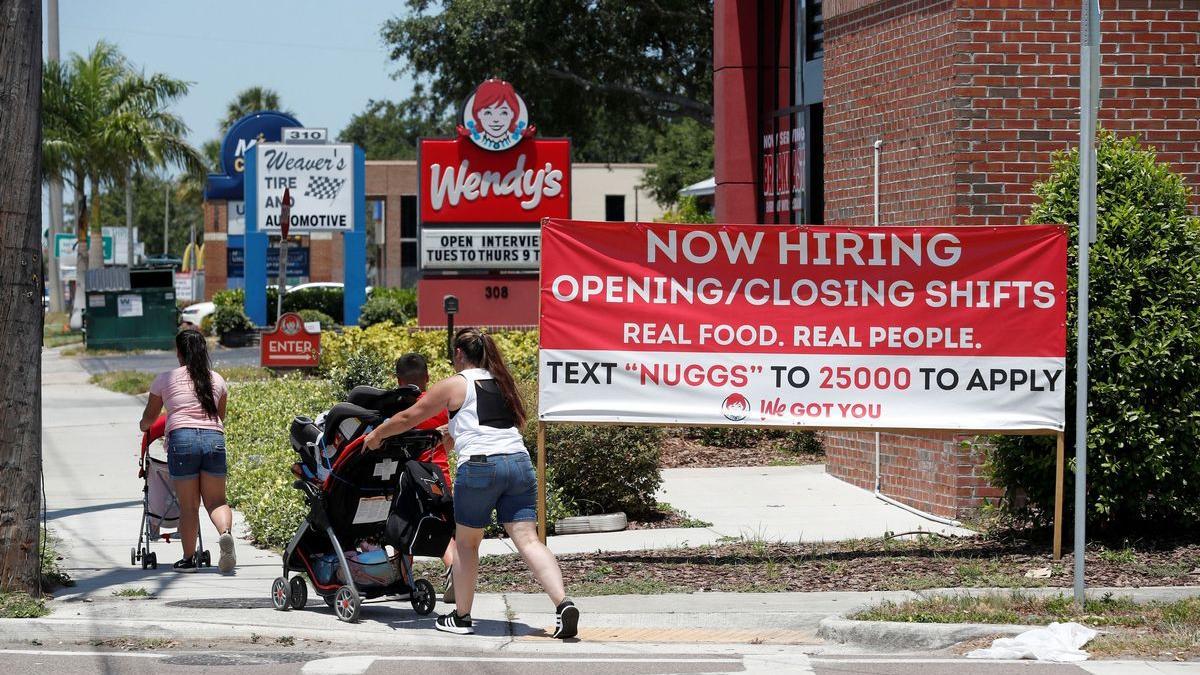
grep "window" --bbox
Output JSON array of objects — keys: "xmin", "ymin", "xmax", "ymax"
[
  {"xmin": 605, "ymin": 195, "xmax": 625, "ymax": 222},
  {"xmin": 400, "ymin": 195, "xmax": 418, "ymax": 239},
  {"xmin": 400, "ymin": 195, "xmax": 418, "ymax": 283}
]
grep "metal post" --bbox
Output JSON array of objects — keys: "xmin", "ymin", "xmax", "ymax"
[
  {"xmin": 873, "ymin": 139, "xmax": 882, "ymax": 492},
  {"xmin": 537, "ymin": 421, "xmax": 547, "ymax": 543},
  {"xmin": 125, "ymin": 166, "xmax": 134, "ymax": 266},
  {"xmin": 1074, "ymin": 0, "xmax": 1100, "ymax": 607},
  {"xmin": 1054, "ymin": 432, "xmax": 1065, "ymax": 560},
  {"xmin": 163, "ymin": 181, "xmax": 169, "ymax": 256}
]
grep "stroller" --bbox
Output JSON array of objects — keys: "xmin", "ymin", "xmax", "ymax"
[
  {"xmin": 132, "ymin": 416, "xmax": 211, "ymax": 570},
  {"xmin": 272, "ymin": 385, "xmax": 455, "ymax": 623}
]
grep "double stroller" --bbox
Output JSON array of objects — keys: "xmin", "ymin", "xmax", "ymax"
[{"xmin": 272, "ymin": 385, "xmax": 455, "ymax": 623}]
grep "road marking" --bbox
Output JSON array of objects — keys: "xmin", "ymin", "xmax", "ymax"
[
  {"xmin": 813, "ymin": 657, "xmax": 1083, "ymax": 665},
  {"xmin": 301, "ymin": 654, "xmax": 746, "ymax": 674},
  {"xmin": 0, "ymin": 649, "xmax": 165, "ymax": 659},
  {"xmin": 1079, "ymin": 663, "xmax": 1200, "ymax": 674},
  {"xmin": 744, "ymin": 654, "xmax": 814, "ymax": 673}
]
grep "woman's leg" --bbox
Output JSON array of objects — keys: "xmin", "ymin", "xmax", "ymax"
[
  {"xmin": 452, "ymin": 525, "xmax": 484, "ymax": 616},
  {"xmin": 174, "ymin": 477, "xmax": 201, "ymax": 558},
  {"xmin": 503, "ymin": 520, "xmax": 566, "ymax": 606},
  {"xmin": 198, "ymin": 473, "xmax": 232, "ymax": 533}
]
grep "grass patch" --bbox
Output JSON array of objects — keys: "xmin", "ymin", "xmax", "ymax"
[
  {"xmin": 854, "ymin": 592, "xmax": 1200, "ymax": 659},
  {"xmin": 217, "ymin": 366, "xmax": 275, "ymax": 383},
  {"xmin": 112, "ymin": 587, "xmax": 151, "ymax": 598},
  {"xmin": 87, "ymin": 637, "xmax": 178, "ymax": 651},
  {"xmin": 89, "ymin": 371, "xmax": 155, "ymax": 395},
  {"xmin": 41, "ymin": 527, "xmax": 73, "ymax": 590},
  {"xmin": 43, "ymin": 313, "xmax": 83, "ymax": 347},
  {"xmin": 0, "ymin": 592, "xmax": 48, "ymax": 618}
]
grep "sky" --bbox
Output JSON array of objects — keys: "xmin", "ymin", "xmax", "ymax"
[
  {"xmin": 46, "ymin": 0, "xmax": 413, "ymax": 145},
  {"xmin": 42, "ymin": 0, "xmax": 415, "ymax": 227}
]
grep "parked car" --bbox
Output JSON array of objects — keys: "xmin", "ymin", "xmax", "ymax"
[
  {"xmin": 179, "ymin": 301, "xmax": 215, "ymax": 328},
  {"xmin": 285, "ymin": 282, "xmax": 373, "ymax": 295}
]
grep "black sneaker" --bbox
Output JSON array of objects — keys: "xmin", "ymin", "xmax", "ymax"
[
  {"xmin": 434, "ymin": 611, "xmax": 474, "ymax": 635},
  {"xmin": 173, "ymin": 557, "xmax": 198, "ymax": 574},
  {"xmin": 553, "ymin": 599, "xmax": 579, "ymax": 639}
]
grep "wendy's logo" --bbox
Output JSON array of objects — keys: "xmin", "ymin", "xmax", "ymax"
[
  {"xmin": 722, "ymin": 393, "xmax": 750, "ymax": 422},
  {"xmin": 459, "ymin": 79, "xmax": 535, "ymax": 152}
]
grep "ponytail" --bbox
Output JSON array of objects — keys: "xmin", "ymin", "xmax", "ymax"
[
  {"xmin": 454, "ymin": 327, "xmax": 527, "ymax": 427},
  {"xmin": 176, "ymin": 329, "xmax": 218, "ymax": 419}
]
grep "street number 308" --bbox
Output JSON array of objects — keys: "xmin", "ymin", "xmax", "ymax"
[{"xmin": 484, "ymin": 286, "xmax": 509, "ymax": 299}]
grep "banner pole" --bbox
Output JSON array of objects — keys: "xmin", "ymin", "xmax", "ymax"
[
  {"xmin": 537, "ymin": 421, "xmax": 547, "ymax": 544},
  {"xmin": 1054, "ymin": 431, "xmax": 1065, "ymax": 560}
]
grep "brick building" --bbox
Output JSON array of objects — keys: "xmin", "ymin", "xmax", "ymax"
[{"xmin": 714, "ymin": 0, "xmax": 1200, "ymax": 518}]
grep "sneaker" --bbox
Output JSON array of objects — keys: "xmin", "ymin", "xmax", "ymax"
[
  {"xmin": 217, "ymin": 532, "xmax": 237, "ymax": 574},
  {"xmin": 434, "ymin": 611, "xmax": 474, "ymax": 635},
  {"xmin": 442, "ymin": 566, "xmax": 455, "ymax": 604},
  {"xmin": 553, "ymin": 599, "xmax": 579, "ymax": 639},
  {"xmin": 173, "ymin": 557, "xmax": 198, "ymax": 574}
]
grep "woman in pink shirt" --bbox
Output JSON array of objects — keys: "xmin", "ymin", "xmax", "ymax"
[{"xmin": 139, "ymin": 329, "xmax": 235, "ymax": 574}]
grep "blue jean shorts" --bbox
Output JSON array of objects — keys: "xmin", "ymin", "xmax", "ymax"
[
  {"xmin": 453, "ymin": 452, "xmax": 537, "ymax": 529},
  {"xmin": 167, "ymin": 428, "xmax": 227, "ymax": 480}
]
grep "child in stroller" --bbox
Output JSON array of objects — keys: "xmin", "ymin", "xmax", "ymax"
[{"xmin": 273, "ymin": 385, "xmax": 455, "ymax": 622}]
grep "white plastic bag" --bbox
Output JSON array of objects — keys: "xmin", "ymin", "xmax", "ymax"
[{"xmin": 967, "ymin": 621, "xmax": 1098, "ymax": 663}]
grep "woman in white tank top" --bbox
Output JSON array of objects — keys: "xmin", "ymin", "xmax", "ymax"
[{"xmin": 365, "ymin": 327, "xmax": 579, "ymax": 639}]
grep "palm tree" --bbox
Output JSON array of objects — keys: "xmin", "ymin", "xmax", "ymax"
[
  {"xmin": 220, "ymin": 86, "xmax": 292, "ymax": 132},
  {"xmin": 42, "ymin": 42, "xmax": 203, "ymax": 326}
]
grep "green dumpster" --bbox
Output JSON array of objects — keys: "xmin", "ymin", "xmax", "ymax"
[{"xmin": 84, "ymin": 266, "xmax": 179, "ymax": 351}]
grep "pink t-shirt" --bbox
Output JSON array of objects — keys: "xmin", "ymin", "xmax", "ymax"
[{"xmin": 149, "ymin": 367, "xmax": 228, "ymax": 434}]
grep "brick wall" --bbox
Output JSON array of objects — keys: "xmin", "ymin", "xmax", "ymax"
[
  {"xmin": 820, "ymin": 0, "xmax": 1200, "ymax": 518},
  {"xmin": 954, "ymin": 0, "xmax": 1200, "ymax": 225}
]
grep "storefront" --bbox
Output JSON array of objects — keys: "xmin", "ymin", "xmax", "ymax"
[{"xmin": 713, "ymin": 0, "xmax": 1200, "ymax": 518}]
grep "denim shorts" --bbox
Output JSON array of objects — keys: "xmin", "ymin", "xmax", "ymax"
[
  {"xmin": 453, "ymin": 452, "xmax": 536, "ymax": 529},
  {"xmin": 167, "ymin": 428, "xmax": 227, "ymax": 480}
]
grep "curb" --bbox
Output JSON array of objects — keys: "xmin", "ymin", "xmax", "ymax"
[{"xmin": 816, "ymin": 617, "xmax": 1033, "ymax": 651}]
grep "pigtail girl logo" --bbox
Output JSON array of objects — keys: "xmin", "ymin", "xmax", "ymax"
[{"xmin": 459, "ymin": 79, "xmax": 535, "ymax": 152}]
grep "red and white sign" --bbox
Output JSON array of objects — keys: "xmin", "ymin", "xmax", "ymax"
[
  {"xmin": 538, "ymin": 220, "xmax": 1067, "ymax": 431},
  {"xmin": 261, "ymin": 312, "xmax": 321, "ymax": 368},
  {"xmin": 417, "ymin": 276, "xmax": 538, "ymax": 327},
  {"xmin": 419, "ymin": 137, "xmax": 570, "ymax": 224}
]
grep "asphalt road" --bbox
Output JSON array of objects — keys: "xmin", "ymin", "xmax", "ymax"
[
  {"xmin": 0, "ymin": 648, "xmax": 1175, "ymax": 675},
  {"xmin": 78, "ymin": 345, "xmax": 260, "ymax": 375}
]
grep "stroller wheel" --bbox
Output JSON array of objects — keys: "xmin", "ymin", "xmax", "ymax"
[
  {"xmin": 334, "ymin": 586, "xmax": 361, "ymax": 623},
  {"xmin": 323, "ymin": 593, "xmax": 336, "ymax": 608},
  {"xmin": 130, "ymin": 547, "xmax": 137, "ymax": 566},
  {"xmin": 410, "ymin": 578, "xmax": 436, "ymax": 616},
  {"xmin": 147, "ymin": 552, "xmax": 157, "ymax": 569},
  {"xmin": 289, "ymin": 576, "xmax": 308, "ymax": 609},
  {"xmin": 271, "ymin": 577, "xmax": 291, "ymax": 611}
]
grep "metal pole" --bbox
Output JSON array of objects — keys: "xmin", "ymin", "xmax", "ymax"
[
  {"xmin": 163, "ymin": 181, "xmax": 169, "ymax": 256},
  {"xmin": 537, "ymin": 421, "xmax": 547, "ymax": 543},
  {"xmin": 1074, "ymin": 0, "xmax": 1100, "ymax": 607},
  {"xmin": 873, "ymin": 139, "xmax": 882, "ymax": 492},
  {"xmin": 276, "ymin": 235, "xmax": 287, "ymax": 322},
  {"xmin": 125, "ymin": 166, "xmax": 134, "ymax": 266}
]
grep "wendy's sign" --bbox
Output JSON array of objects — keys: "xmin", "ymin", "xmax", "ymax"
[{"xmin": 420, "ymin": 79, "xmax": 570, "ymax": 224}]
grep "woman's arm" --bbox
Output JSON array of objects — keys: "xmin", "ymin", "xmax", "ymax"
[
  {"xmin": 140, "ymin": 394, "xmax": 164, "ymax": 432},
  {"xmin": 365, "ymin": 377, "xmax": 462, "ymax": 450},
  {"xmin": 217, "ymin": 389, "xmax": 228, "ymax": 422}
]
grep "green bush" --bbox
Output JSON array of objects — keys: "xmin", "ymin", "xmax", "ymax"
[
  {"xmin": 199, "ymin": 314, "xmax": 215, "ymax": 336},
  {"xmin": 225, "ymin": 376, "xmax": 340, "ymax": 549},
  {"xmin": 681, "ymin": 427, "xmax": 824, "ymax": 455},
  {"xmin": 543, "ymin": 424, "xmax": 662, "ymax": 519},
  {"xmin": 370, "ymin": 286, "xmax": 418, "ymax": 318},
  {"xmin": 283, "ymin": 287, "xmax": 342, "ymax": 320},
  {"xmin": 212, "ymin": 304, "xmax": 253, "ymax": 335},
  {"xmin": 990, "ymin": 132, "xmax": 1200, "ymax": 532},
  {"xmin": 326, "ymin": 348, "xmax": 395, "ymax": 397},
  {"xmin": 296, "ymin": 309, "xmax": 339, "ymax": 330},
  {"xmin": 358, "ymin": 296, "xmax": 409, "ymax": 328}
]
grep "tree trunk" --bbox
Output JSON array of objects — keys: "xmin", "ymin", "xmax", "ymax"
[
  {"xmin": 125, "ymin": 167, "xmax": 134, "ymax": 266},
  {"xmin": 0, "ymin": 0, "xmax": 45, "ymax": 594},
  {"xmin": 88, "ymin": 173, "xmax": 104, "ymax": 265}
]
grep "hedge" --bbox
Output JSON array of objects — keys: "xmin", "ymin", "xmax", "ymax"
[{"xmin": 989, "ymin": 132, "xmax": 1200, "ymax": 532}]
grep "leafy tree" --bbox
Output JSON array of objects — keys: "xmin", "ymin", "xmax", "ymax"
[
  {"xmin": 220, "ymin": 86, "xmax": 292, "ymax": 131},
  {"xmin": 96, "ymin": 173, "xmax": 201, "ymax": 260},
  {"xmin": 380, "ymin": 0, "xmax": 712, "ymax": 162},
  {"xmin": 338, "ymin": 92, "xmax": 450, "ymax": 160},
  {"xmin": 989, "ymin": 132, "xmax": 1200, "ymax": 534},
  {"xmin": 642, "ymin": 119, "xmax": 713, "ymax": 206},
  {"xmin": 42, "ymin": 41, "xmax": 202, "ymax": 322}
]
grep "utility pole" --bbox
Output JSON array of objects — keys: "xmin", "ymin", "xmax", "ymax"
[
  {"xmin": 163, "ymin": 180, "xmax": 169, "ymax": 256},
  {"xmin": 46, "ymin": 0, "xmax": 65, "ymax": 312},
  {"xmin": 0, "ymin": 0, "xmax": 45, "ymax": 594},
  {"xmin": 1074, "ymin": 0, "xmax": 1101, "ymax": 608},
  {"xmin": 125, "ymin": 166, "xmax": 134, "ymax": 266}
]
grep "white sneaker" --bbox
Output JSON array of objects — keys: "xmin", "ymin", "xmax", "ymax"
[{"xmin": 218, "ymin": 532, "xmax": 236, "ymax": 573}]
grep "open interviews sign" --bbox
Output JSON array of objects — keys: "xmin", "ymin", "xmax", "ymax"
[
  {"xmin": 538, "ymin": 221, "xmax": 1067, "ymax": 431},
  {"xmin": 421, "ymin": 227, "xmax": 540, "ymax": 270}
]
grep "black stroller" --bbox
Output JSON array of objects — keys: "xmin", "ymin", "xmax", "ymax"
[{"xmin": 271, "ymin": 385, "xmax": 455, "ymax": 623}]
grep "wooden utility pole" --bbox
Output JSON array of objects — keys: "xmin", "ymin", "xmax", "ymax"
[{"xmin": 0, "ymin": 0, "xmax": 45, "ymax": 594}]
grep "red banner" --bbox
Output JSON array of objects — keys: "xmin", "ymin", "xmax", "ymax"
[
  {"xmin": 538, "ymin": 220, "xmax": 1067, "ymax": 431},
  {"xmin": 419, "ymin": 138, "xmax": 571, "ymax": 224}
]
